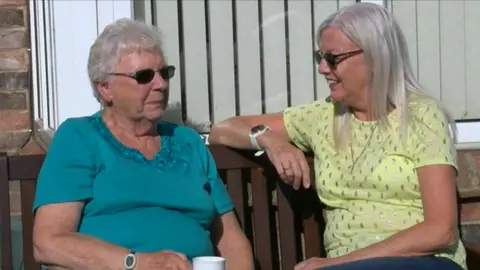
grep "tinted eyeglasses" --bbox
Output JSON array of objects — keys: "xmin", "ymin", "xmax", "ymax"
[
  {"xmin": 109, "ymin": 65, "xmax": 176, "ymax": 84},
  {"xmin": 314, "ymin": 50, "xmax": 363, "ymax": 69}
]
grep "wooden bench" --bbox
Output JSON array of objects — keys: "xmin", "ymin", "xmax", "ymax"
[{"xmin": 1, "ymin": 147, "xmax": 480, "ymax": 270}]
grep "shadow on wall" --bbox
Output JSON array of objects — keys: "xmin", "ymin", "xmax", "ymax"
[{"xmin": 163, "ymin": 102, "xmax": 211, "ymax": 133}]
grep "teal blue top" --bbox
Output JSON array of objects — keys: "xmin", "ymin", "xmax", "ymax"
[{"xmin": 33, "ymin": 112, "xmax": 234, "ymax": 260}]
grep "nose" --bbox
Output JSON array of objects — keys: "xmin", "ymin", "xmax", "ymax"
[{"xmin": 317, "ymin": 58, "xmax": 331, "ymax": 76}]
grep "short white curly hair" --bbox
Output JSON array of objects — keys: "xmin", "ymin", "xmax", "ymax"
[{"xmin": 87, "ymin": 18, "xmax": 165, "ymax": 103}]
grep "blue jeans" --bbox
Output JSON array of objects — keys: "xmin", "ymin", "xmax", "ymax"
[{"xmin": 319, "ymin": 256, "xmax": 463, "ymax": 270}]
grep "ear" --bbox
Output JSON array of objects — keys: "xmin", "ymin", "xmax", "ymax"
[{"xmin": 96, "ymin": 82, "xmax": 113, "ymax": 103}]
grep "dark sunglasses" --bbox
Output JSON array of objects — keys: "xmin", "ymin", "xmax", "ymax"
[
  {"xmin": 109, "ymin": 65, "xmax": 176, "ymax": 84},
  {"xmin": 314, "ymin": 50, "xmax": 363, "ymax": 69}
]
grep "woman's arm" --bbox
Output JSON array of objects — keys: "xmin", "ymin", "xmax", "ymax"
[
  {"xmin": 209, "ymin": 112, "xmax": 311, "ymax": 189},
  {"xmin": 208, "ymin": 112, "xmax": 289, "ymax": 149},
  {"xmin": 297, "ymin": 164, "xmax": 459, "ymax": 270},
  {"xmin": 34, "ymin": 202, "xmax": 135, "ymax": 269},
  {"xmin": 34, "ymin": 202, "xmax": 189, "ymax": 270},
  {"xmin": 335, "ymin": 164, "xmax": 458, "ymax": 263},
  {"xmin": 211, "ymin": 212, "xmax": 254, "ymax": 270}
]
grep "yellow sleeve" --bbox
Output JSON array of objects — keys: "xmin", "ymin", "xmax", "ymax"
[
  {"xmin": 283, "ymin": 100, "xmax": 327, "ymax": 152},
  {"xmin": 409, "ymin": 100, "xmax": 457, "ymax": 170}
]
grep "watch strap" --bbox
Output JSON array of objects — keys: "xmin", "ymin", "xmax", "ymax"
[
  {"xmin": 249, "ymin": 134, "xmax": 262, "ymax": 150},
  {"xmin": 249, "ymin": 125, "xmax": 270, "ymax": 150}
]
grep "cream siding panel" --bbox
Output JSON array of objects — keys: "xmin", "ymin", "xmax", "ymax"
[
  {"xmin": 236, "ymin": 1, "xmax": 263, "ymax": 116},
  {"xmin": 439, "ymin": 1, "xmax": 466, "ymax": 119},
  {"xmin": 261, "ymin": 0, "xmax": 289, "ymax": 113},
  {"xmin": 287, "ymin": 0, "xmax": 315, "ymax": 106},
  {"xmin": 465, "ymin": 0, "xmax": 480, "ymax": 119},
  {"xmin": 208, "ymin": 0, "xmax": 236, "ymax": 123}
]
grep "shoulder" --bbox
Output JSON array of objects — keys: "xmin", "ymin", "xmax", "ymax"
[
  {"xmin": 158, "ymin": 121, "xmax": 202, "ymax": 140},
  {"xmin": 406, "ymin": 92, "xmax": 455, "ymax": 144},
  {"xmin": 284, "ymin": 97, "xmax": 335, "ymax": 125},
  {"xmin": 157, "ymin": 121, "xmax": 205, "ymax": 151},
  {"xmin": 53, "ymin": 115, "xmax": 99, "ymax": 142},
  {"xmin": 408, "ymin": 92, "xmax": 448, "ymax": 121},
  {"xmin": 285, "ymin": 97, "xmax": 334, "ymax": 116}
]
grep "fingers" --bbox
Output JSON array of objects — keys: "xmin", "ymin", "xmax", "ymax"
[
  {"xmin": 171, "ymin": 251, "xmax": 188, "ymax": 261},
  {"xmin": 294, "ymin": 260, "xmax": 308, "ymax": 270},
  {"xmin": 179, "ymin": 259, "xmax": 192, "ymax": 270},
  {"xmin": 266, "ymin": 143, "xmax": 311, "ymax": 190},
  {"xmin": 281, "ymin": 158, "xmax": 302, "ymax": 190},
  {"xmin": 156, "ymin": 251, "xmax": 191, "ymax": 270},
  {"xmin": 294, "ymin": 258, "xmax": 319, "ymax": 270},
  {"xmin": 170, "ymin": 251, "xmax": 190, "ymax": 269},
  {"xmin": 298, "ymin": 157, "xmax": 311, "ymax": 189}
]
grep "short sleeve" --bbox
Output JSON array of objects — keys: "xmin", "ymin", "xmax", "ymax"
[
  {"xmin": 33, "ymin": 118, "xmax": 98, "ymax": 213},
  {"xmin": 196, "ymin": 135, "xmax": 234, "ymax": 215},
  {"xmin": 409, "ymin": 102, "xmax": 457, "ymax": 170},
  {"xmin": 283, "ymin": 101, "xmax": 326, "ymax": 152}
]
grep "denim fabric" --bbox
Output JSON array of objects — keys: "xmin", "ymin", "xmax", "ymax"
[{"xmin": 319, "ymin": 256, "xmax": 463, "ymax": 270}]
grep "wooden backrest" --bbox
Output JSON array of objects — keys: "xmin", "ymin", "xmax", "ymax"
[
  {"xmin": 0, "ymin": 154, "xmax": 44, "ymax": 270},
  {"xmin": 209, "ymin": 146, "xmax": 325, "ymax": 270},
  {"xmin": 0, "ymin": 148, "xmax": 323, "ymax": 270},
  {"xmin": 0, "ymin": 153, "xmax": 14, "ymax": 270}
]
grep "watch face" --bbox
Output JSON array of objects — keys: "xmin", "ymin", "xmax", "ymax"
[
  {"xmin": 251, "ymin": 124, "xmax": 267, "ymax": 135},
  {"xmin": 125, "ymin": 254, "xmax": 136, "ymax": 269}
]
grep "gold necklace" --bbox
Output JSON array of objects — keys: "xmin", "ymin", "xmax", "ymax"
[{"xmin": 349, "ymin": 123, "xmax": 378, "ymax": 171}]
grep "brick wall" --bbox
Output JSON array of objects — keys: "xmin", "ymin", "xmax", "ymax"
[
  {"xmin": 0, "ymin": 0, "xmax": 42, "ymax": 155},
  {"xmin": 0, "ymin": 0, "xmax": 43, "ymax": 218},
  {"xmin": 458, "ymin": 150, "xmax": 480, "ymax": 244}
]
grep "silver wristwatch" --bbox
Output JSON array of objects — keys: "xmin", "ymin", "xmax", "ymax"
[
  {"xmin": 124, "ymin": 251, "xmax": 137, "ymax": 270},
  {"xmin": 249, "ymin": 124, "xmax": 270, "ymax": 150}
]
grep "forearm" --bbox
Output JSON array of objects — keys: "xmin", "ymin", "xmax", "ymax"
[
  {"xmin": 209, "ymin": 118, "xmax": 255, "ymax": 149},
  {"xmin": 222, "ymin": 243, "xmax": 254, "ymax": 270},
  {"xmin": 35, "ymin": 233, "xmax": 131, "ymax": 270},
  {"xmin": 338, "ymin": 221, "xmax": 456, "ymax": 263}
]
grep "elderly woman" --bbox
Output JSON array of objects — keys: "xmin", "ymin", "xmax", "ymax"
[
  {"xmin": 209, "ymin": 3, "xmax": 465, "ymax": 270},
  {"xmin": 32, "ymin": 18, "xmax": 253, "ymax": 270}
]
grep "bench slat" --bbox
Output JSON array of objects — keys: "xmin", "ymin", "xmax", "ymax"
[
  {"xmin": 225, "ymin": 169, "xmax": 247, "ymax": 229},
  {"xmin": 277, "ymin": 181, "xmax": 298, "ymax": 269},
  {"xmin": 251, "ymin": 169, "xmax": 274, "ymax": 270},
  {"xmin": 0, "ymin": 154, "xmax": 13, "ymax": 270},
  {"xmin": 303, "ymin": 215, "xmax": 322, "ymax": 259},
  {"xmin": 20, "ymin": 180, "xmax": 41, "ymax": 270}
]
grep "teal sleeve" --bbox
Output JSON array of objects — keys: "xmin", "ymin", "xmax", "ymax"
[
  {"xmin": 195, "ymin": 133, "xmax": 234, "ymax": 215},
  {"xmin": 33, "ymin": 118, "xmax": 98, "ymax": 213}
]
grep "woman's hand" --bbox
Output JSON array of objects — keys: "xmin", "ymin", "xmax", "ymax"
[
  {"xmin": 259, "ymin": 133, "xmax": 311, "ymax": 190},
  {"xmin": 139, "ymin": 250, "xmax": 192, "ymax": 270},
  {"xmin": 294, "ymin": 257, "xmax": 339, "ymax": 270}
]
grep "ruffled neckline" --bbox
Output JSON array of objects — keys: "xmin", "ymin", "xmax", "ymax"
[{"xmin": 88, "ymin": 113, "xmax": 191, "ymax": 172}]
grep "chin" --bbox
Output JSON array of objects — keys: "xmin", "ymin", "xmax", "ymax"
[
  {"xmin": 145, "ymin": 110, "xmax": 165, "ymax": 121},
  {"xmin": 330, "ymin": 92, "xmax": 345, "ymax": 103}
]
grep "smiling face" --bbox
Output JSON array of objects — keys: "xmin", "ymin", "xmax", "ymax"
[
  {"xmin": 98, "ymin": 51, "xmax": 170, "ymax": 122},
  {"xmin": 318, "ymin": 26, "xmax": 368, "ymax": 110}
]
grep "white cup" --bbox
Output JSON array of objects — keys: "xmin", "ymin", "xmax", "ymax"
[{"xmin": 192, "ymin": 256, "xmax": 225, "ymax": 270}]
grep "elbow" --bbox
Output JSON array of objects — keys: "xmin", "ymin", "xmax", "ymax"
[
  {"xmin": 438, "ymin": 230, "xmax": 458, "ymax": 249},
  {"xmin": 33, "ymin": 235, "xmax": 50, "ymax": 264},
  {"xmin": 209, "ymin": 120, "xmax": 231, "ymax": 145},
  {"xmin": 33, "ymin": 231, "xmax": 61, "ymax": 264},
  {"xmin": 427, "ymin": 222, "xmax": 458, "ymax": 250},
  {"xmin": 208, "ymin": 125, "xmax": 221, "ymax": 145}
]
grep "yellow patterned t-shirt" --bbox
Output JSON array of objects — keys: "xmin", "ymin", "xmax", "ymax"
[{"xmin": 283, "ymin": 93, "xmax": 466, "ymax": 269}]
